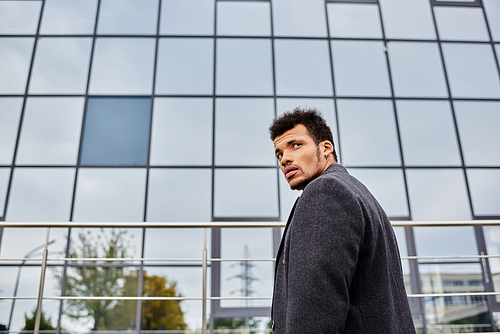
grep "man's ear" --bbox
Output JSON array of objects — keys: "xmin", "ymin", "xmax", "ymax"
[{"xmin": 320, "ymin": 140, "xmax": 334, "ymax": 156}]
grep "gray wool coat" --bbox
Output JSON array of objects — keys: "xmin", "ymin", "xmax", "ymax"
[{"xmin": 271, "ymin": 164, "xmax": 416, "ymax": 333}]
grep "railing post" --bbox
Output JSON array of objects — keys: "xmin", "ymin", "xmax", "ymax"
[
  {"xmin": 34, "ymin": 227, "xmax": 50, "ymax": 334},
  {"xmin": 202, "ymin": 227, "xmax": 208, "ymax": 334}
]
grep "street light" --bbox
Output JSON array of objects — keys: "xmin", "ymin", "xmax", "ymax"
[{"xmin": 7, "ymin": 240, "xmax": 56, "ymax": 331}]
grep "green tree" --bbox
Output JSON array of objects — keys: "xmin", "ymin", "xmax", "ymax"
[
  {"xmin": 212, "ymin": 317, "xmax": 260, "ymax": 333},
  {"xmin": 22, "ymin": 308, "xmax": 56, "ymax": 332}
]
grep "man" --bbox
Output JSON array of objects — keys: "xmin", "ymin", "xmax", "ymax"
[{"xmin": 270, "ymin": 108, "xmax": 415, "ymax": 333}]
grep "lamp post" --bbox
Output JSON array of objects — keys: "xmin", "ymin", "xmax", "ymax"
[{"xmin": 7, "ymin": 240, "xmax": 56, "ymax": 331}]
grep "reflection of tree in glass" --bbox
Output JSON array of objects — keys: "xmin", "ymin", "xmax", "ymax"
[
  {"xmin": 22, "ymin": 308, "xmax": 56, "ymax": 332},
  {"xmin": 57, "ymin": 229, "xmax": 186, "ymax": 331},
  {"xmin": 212, "ymin": 317, "xmax": 260, "ymax": 334}
]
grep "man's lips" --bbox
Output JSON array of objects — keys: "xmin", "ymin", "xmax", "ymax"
[{"xmin": 284, "ymin": 166, "xmax": 298, "ymax": 179}]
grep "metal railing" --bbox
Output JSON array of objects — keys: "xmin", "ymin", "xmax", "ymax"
[{"xmin": 1, "ymin": 220, "xmax": 500, "ymax": 334}]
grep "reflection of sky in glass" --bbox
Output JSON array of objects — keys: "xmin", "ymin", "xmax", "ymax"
[
  {"xmin": 16, "ymin": 98, "xmax": 84, "ymax": 165},
  {"xmin": 215, "ymin": 98, "xmax": 275, "ymax": 166},
  {"xmin": 442, "ymin": 43, "xmax": 500, "ymax": 98},
  {"xmin": 144, "ymin": 228, "xmax": 207, "ymax": 259},
  {"xmin": 40, "ymin": 0, "xmax": 97, "ymax": 35},
  {"xmin": 217, "ymin": 1, "xmax": 271, "ymax": 36},
  {"xmin": 0, "ymin": 38, "xmax": 35, "ymax": 94},
  {"xmin": 150, "ymin": 98, "xmax": 212, "ymax": 166},
  {"xmin": 434, "ymin": 7, "xmax": 489, "ymax": 41},
  {"xmin": 454, "ymin": 101, "xmax": 500, "ymax": 166},
  {"xmin": 484, "ymin": 0, "xmax": 500, "ymax": 41},
  {"xmin": 155, "ymin": 38, "xmax": 213, "ymax": 95},
  {"xmin": 0, "ymin": 98, "xmax": 23, "ymax": 165},
  {"xmin": 73, "ymin": 168, "xmax": 147, "ymax": 222},
  {"xmin": 216, "ymin": 39, "xmax": 273, "ymax": 96},
  {"xmin": 160, "ymin": 0, "xmax": 214, "ymax": 36},
  {"xmin": 337, "ymin": 99, "xmax": 401, "ymax": 166},
  {"xmin": 0, "ymin": 1, "xmax": 41, "ymax": 34},
  {"xmin": 327, "ymin": 3, "xmax": 382, "ymax": 38},
  {"xmin": 214, "ymin": 168, "xmax": 278, "ymax": 218},
  {"xmin": 89, "ymin": 38, "xmax": 156, "ymax": 95},
  {"xmin": 275, "ymin": 39, "xmax": 332, "ymax": 96},
  {"xmin": 388, "ymin": 42, "xmax": 447, "ymax": 97},
  {"xmin": 484, "ymin": 226, "xmax": 500, "ymax": 274},
  {"xmin": 467, "ymin": 169, "xmax": 500, "ymax": 216},
  {"xmin": 379, "ymin": 0, "xmax": 435, "ymax": 40},
  {"xmin": 415, "ymin": 226, "xmax": 477, "ymax": 257},
  {"xmin": 0, "ymin": 227, "xmax": 66, "ymax": 259},
  {"xmin": 397, "ymin": 100, "xmax": 461, "ymax": 166},
  {"xmin": 0, "ymin": 168, "xmax": 9, "ymax": 216},
  {"xmin": 392, "ymin": 227, "xmax": 410, "ymax": 276},
  {"xmin": 221, "ymin": 228, "xmax": 273, "ymax": 307},
  {"xmin": 279, "ymin": 175, "xmax": 301, "ymax": 222},
  {"xmin": 97, "ymin": 0, "xmax": 158, "ymax": 35},
  {"xmin": 6, "ymin": 168, "xmax": 75, "ymax": 222},
  {"xmin": 347, "ymin": 168, "xmax": 408, "ymax": 218},
  {"xmin": 332, "ymin": 41, "xmax": 391, "ymax": 97},
  {"xmin": 147, "ymin": 169, "xmax": 212, "ymax": 222},
  {"xmin": 273, "ymin": 0, "xmax": 326, "ymax": 37},
  {"xmin": 29, "ymin": 38, "xmax": 92, "ymax": 94},
  {"xmin": 407, "ymin": 169, "xmax": 471, "ymax": 221}
]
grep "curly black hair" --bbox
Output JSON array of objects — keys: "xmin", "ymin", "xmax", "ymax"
[{"xmin": 269, "ymin": 107, "xmax": 338, "ymax": 162}]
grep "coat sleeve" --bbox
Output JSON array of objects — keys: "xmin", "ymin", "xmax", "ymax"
[{"xmin": 284, "ymin": 177, "xmax": 365, "ymax": 333}]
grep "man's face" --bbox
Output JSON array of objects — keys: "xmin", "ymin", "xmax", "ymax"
[{"xmin": 274, "ymin": 124, "xmax": 330, "ymax": 190}]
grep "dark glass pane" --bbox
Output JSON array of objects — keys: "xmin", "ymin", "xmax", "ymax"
[
  {"xmin": 0, "ymin": 1, "xmax": 41, "ymax": 34},
  {"xmin": 272, "ymin": 0, "xmax": 326, "ymax": 37},
  {"xmin": 434, "ymin": 6, "xmax": 489, "ymax": 41},
  {"xmin": 388, "ymin": 42, "xmax": 448, "ymax": 98},
  {"xmin": 0, "ymin": 98, "xmax": 23, "ymax": 165},
  {"xmin": 73, "ymin": 169, "xmax": 147, "ymax": 221},
  {"xmin": 97, "ymin": 0, "xmax": 158, "ymax": 35},
  {"xmin": 406, "ymin": 169, "xmax": 471, "ymax": 221},
  {"xmin": 40, "ymin": 0, "xmax": 97, "ymax": 35},
  {"xmin": 467, "ymin": 169, "xmax": 500, "ymax": 216},
  {"xmin": 379, "ymin": 0, "xmax": 435, "ymax": 39},
  {"xmin": 16, "ymin": 98, "xmax": 84, "ymax": 165},
  {"xmin": 217, "ymin": 1, "xmax": 271, "ymax": 36},
  {"xmin": 6, "ymin": 168, "xmax": 75, "ymax": 222},
  {"xmin": 0, "ymin": 38, "xmax": 35, "ymax": 94},
  {"xmin": 80, "ymin": 97, "xmax": 151, "ymax": 166},
  {"xmin": 327, "ymin": 3, "xmax": 382, "ymax": 38}
]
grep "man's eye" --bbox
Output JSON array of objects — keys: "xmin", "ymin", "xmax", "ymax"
[
  {"xmin": 276, "ymin": 153, "xmax": 283, "ymax": 160},
  {"xmin": 293, "ymin": 143, "xmax": 301, "ymax": 148}
]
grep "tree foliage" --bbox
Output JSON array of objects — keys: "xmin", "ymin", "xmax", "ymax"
[
  {"xmin": 22, "ymin": 308, "xmax": 56, "ymax": 331},
  {"xmin": 213, "ymin": 317, "xmax": 260, "ymax": 334}
]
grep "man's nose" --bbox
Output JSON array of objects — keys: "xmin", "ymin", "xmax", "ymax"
[{"xmin": 281, "ymin": 151, "xmax": 293, "ymax": 166}]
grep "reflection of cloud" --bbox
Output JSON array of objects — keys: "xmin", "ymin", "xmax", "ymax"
[
  {"xmin": 0, "ymin": 38, "xmax": 35, "ymax": 94},
  {"xmin": 40, "ymin": 0, "xmax": 97, "ymax": 35},
  {"xmin": 0, "ymin": 98, "xmax": 23, "ymax": 164},
  {"xmin": 273, "ymin": 0, "xmax": 326, "ymax": 37},
  {"xmin": 0, "ymin": 1, "xmax": 40, "ymax": 34}
]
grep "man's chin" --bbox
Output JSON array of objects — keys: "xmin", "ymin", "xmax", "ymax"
[{"xmin": 288, "ymin": 177, "xmax": 309, "ymax": 190}]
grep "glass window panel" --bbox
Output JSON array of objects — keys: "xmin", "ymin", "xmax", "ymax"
[
  {"xmin": 144, "ymin": 228, "xmax": 207, "ymax": 259},
  {"xmin": 327, "ymin": 3, "xmax": 382, "ymax": 38},
  {"xmin": 89, "ymin": 38, "xmax": 156, "ymax": 95},
  {"xmin": 454, "ymin": 101, "xmax": 500, "ymax": 166},
  {"xmin": 0, "ymin": 1, "xmax": 41, "ymax": 34},
  {"xmin": 279, "ymin": 175, "xmax": 301, "ymax": 222},
  {"xmin": 215, "ymin": 98, "xmax": 275, "ymax": 166},
  {"xmin": 337, "ymin": 99, "xmax": 401, "ymax": 166},
  {"xmin": 406, "ymin": 169, "xmax": 471, "ymax": 221},
  {"xmin": 147, "ymin": 169, "xmax": 211, "ymax": 222},
  {"xmin": 160, "ymin": 0, "xmax": 214, "ymax": 36},
  {"xmin": 16, "ymin": 98, "xmax": 84, "ymax": 165},
  {"xmin": 272, "ymin": 0, "xmax": 326, "ymax": 37},
  {"xmin": 0, "ymin": 38, "xmax": 35, "ymax": 94},
  {"xmin": 6, "ymin": 167, "xmax": 75, "ymax": 222},
  {"xmin": 217, "ymin": 1, "xmax": 271, "ymax": 36},
  {"xmin": 0, "ymin": 168, "xmax": 10, "ymax": 216},
  {"xmin": 419, "ymin": 263, "xmax": 490, "ymax": 332},
  {"xmin": 347, "ymin": 168, "xmax": 409, "ymax": 218},
  {"xmin": 73, "ymin": 168, "xmax": 146, "ymax": 222},
  {"xmin": 276, "ymin": 98, "xmax": 339, "ymax": 156},
  {"xmin": 415, "ymin": 226, "xmax": 477, "ymax": 257},
  {"xmin": 80, "ymin": 97, "xmax": 151, "ymax": 166},
  {"xmin": 221, "ymin": 228, "xmax": 273, "ymax": 307},
  {"xmin": 442, "ymin": 43, "xmax": 500, "ymax": 98},
  {"xmin": 393, "ymin": 227, "xmax": 409, "ymax": 272},
  {"xmin": 434, "ymin": 6, "xmax": 489, "ymax": 41},
  {"xmin": 484, "ymin": 0, "xmax": 500, "ymax": 42},
  {"xmin": 274, "ymin": 39, "xmax": 333, "ymax": 96},
  {"xmin": 0, "ymin": 98, "xmax": 23, "ymax": 165},
  {"xmin": 216, "ymin": 39, "xmax": 273, "ymax": 95},
  {"xmin": 332, "ymin": 41, "xmax": 391, "ymax": 97},
  {"xmin": 155, "ymin": 38, "xmax": 213, "ymax": 95},
  {"xmin": 484, "ymin": 226, "xmax": 500, "ymax": 301},
  {"xmin": 40, "ymin": 0, "xmax": 97, "ymax": 35},
  {"xmin": 0, "ymin": 227, "xmax": 67, "ymax": 259},
  {"xmin": 467, "ymin": 169, "xmax": 500, "ymax": 216},
  {"xmin": 29, "ymin": 37, "xmax": 92, "ymax": 94},
  {"xmin": 97, "ymin": 0, "xmax": 158, "ymax": 35},
  {"xmin": 379, "ymin": 0, "xmax": 435, "ymax": 39},
  {"xmin": 397, "ymin": 100, "xmax": 461, "ymax": 166},
  {"xmin": 214, "ymin": 168, "xmax": 278, "ymax": 218},
  {"xmin": 150, "ymin": 98, "xmax": 212, "ymax": 166},
  {"xmin": 388, "ymin": 42, "xmax": 448, "ymax": 97}
]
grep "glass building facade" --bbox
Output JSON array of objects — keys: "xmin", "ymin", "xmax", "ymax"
[{"xmin": 0, "ymin": 0, "xmax": 499, "ymax": 333}]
